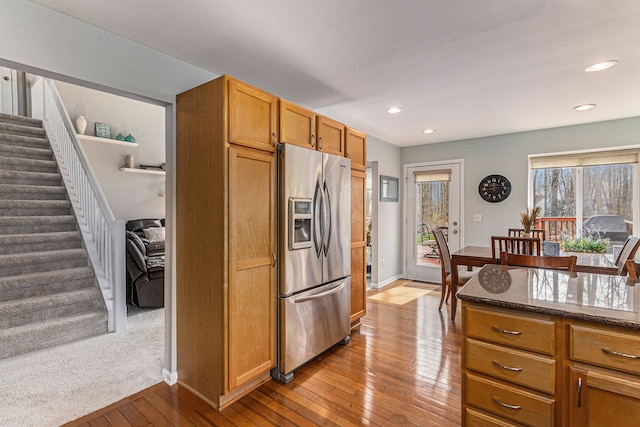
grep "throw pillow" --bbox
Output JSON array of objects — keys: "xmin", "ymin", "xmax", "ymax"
[
  {"xmin": 126, "ymin": 231, "xmax": 146, "ymax": 255},
  {"xmin": 143, "ymin": 227, "xmax": 165, "ymax": 243}
]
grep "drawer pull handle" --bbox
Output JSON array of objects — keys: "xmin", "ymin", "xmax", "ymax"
[
  {"xmin": 492, "ymin": 360, "xmax": 523, "ymax": 372},
  {"xmin": 601, "ymin": 347, "xmax": 640, "ymax": 359},
  {"xmin": 491, "ymin": 397, "xmax": 522, "ymax": 410},
  {"xmin": 491, "ymin": 326, "xmax": 522, "ymax": 336}
]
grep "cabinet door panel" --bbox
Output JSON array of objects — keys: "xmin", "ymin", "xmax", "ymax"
[
  {"xmin": 280, "ymin": 100, "xmax": 315, "ymax": 149},
  {"xmin": 228, "ymin": 78, "xmax": 277, "ymax": 152},
  {"xmin": 350, "ymin": 171, "xmax": 366, "ymax": 323},
  {"xmin": 569, "ymin": 366, "xmax": 640, "ymax": 426},
  {"xmin": 228, "ymin": 146, "xmax": 276, "ymax": 391},
  {"xmin": 345, "ymin": 127, "xmax": 366, "ymax": 171},
  {"xmin": 317, "ymin": 115, "xmax": 345, "ymax": 156}
]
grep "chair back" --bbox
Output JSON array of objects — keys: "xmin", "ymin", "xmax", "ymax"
[
  {"xmin": 500, "ymin": 251, "xmax": 577, "ymax": 272},
  {"xmin": 433, "ymin": 227, "xmax": 451, "ymax": 275},
  {"xmin": 614, "ymin": 236, "xmax": 640, "ymax": 275},
  {"xmin": 508, "ymin": 228, "xmax": 546, "ymax": 240},
  {"xmin": 491, "ymin": 236, "xmax": 541, "ymax": 260}
]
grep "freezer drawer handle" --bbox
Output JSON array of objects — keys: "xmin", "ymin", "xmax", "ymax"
[{"xmin": 294, "ymin": 283, "xmax": 345, "ymax": 304}]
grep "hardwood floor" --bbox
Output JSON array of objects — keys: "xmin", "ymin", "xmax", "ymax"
[{"xmin": 64, "ymin": 279, "xmax": 462, "ymax": 426}]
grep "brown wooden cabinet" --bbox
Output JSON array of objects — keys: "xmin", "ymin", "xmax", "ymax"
[
  {"xmin": 350, "ymin": 170, "xmax": 366, "ymax": 325},
  {"xmin": 176, "ymin": 75, "xmax": 277, "ymax": 410},
  {"xmin": 227, "ymin": 145, "xmax": 276, "ymax": 391},
  {"xmin": 279, "ymin": 99, "xmax": 316, "ymax": 149},
  {"xmin": 317, "ymin": 114, "xmax": 345, "ymax": 156},
  {"xmin": 345, "ymin": 127, "xmax": 366, "ymax": 171},
  {"xmin": 463, "ymin": 302, "xmax": 640, "ymax": 426},
  {"xmin": 566, "ymin": 323, "xmax": 640, "ymax": 426},
  {"xmin": 228, "ymin": 78, "xmax": 278, "ymax": 152},
  {"xmin": 462, "ymin": 304, "xmax": 559, "ymax": 427}
]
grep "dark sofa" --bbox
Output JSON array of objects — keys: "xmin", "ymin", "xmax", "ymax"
[{"xmin": 125, "ymin": 218, "xmax": 165, "ymax": 308}]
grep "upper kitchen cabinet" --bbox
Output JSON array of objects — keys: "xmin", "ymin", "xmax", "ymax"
[
  {"xmin": 316, "ymin": 115, "xmax": 345, "ymax": 157},
  {"xmin": 228, "ymin": 78, "xmax": 278, "ymax": 152},
  {"xmin": 345, "ymin": 127, "xmax": 366, "ymax": 171},
  {"xmin": 280, "ymin": 100, "xmax": 316, "ymax": 149}
]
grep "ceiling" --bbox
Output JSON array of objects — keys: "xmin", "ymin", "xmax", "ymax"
[{"xmin": 30, "ymin": 0, "xmax": 640, "ymax": 147}]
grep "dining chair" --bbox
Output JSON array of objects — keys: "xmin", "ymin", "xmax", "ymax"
[
  {"xmin": 508, "ymin": 228, "xmax": 546, "ymax": 241},
  {"xmin": 500, "ymin": 251, "xmax": 577, "ymax": 272},
  {"xmin": 434, "ymin": 227, "xmax": 475, "ymax": 310},
  {"xmin": 613, "ymin": 235, "xmax": 640, "ymax": 276},
  {"xmin": 491, "ymin": 236, "xmax": 541, "ymax": 260}
]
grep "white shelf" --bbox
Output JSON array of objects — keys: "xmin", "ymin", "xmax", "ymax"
[
  {"xmin": 119, "ymin": 167, "xmax": 166, "ymax": 176},
  {"xmin": 77, "ymin": 134, "xmax": 139, "ymax": 147}
]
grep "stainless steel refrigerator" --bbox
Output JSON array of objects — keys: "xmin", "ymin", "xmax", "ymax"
[{"xmin": 272, "ymin": 143, "xmax": 351, "ymax": 383}]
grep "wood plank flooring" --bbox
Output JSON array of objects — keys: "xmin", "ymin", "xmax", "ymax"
[{"xmin": 64, "ymin": 279, "xmax": 462, "ymax": 426}]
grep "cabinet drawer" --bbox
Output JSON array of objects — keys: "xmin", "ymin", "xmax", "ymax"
[
  {"xmin": 466, "ymin": 339, "xmax": 556, "ymax": 394},
  {"xmin": 466, "ymin": 306, "xmax": 555, "ymax": 355},
  {"xmin": 570, "ymin": 325, "xmax": 640, "ymax": 375},
  {"xmin": 466, "ymin": 407, "xmax": 520, "ymax": 427},
  {"xmin": 466, "ymin": 373, "xmax": 555, "ymax": 427}
]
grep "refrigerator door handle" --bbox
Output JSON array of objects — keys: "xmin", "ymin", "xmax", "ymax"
[
  {"xmin": 293, "ymin": 283, "xmax": 345, "ymax": 303},
  {"xmin": 313, "ymin": 180, "xmax": 323, "ymax": 257},
  {"xmin": 322, "ymin": 180, "xmax": 332, "ymax": 256}
]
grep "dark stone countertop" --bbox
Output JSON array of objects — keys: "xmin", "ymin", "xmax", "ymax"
[{"xmin": 456, "ymin": 264, "xmax": 640, "ymax": 330}]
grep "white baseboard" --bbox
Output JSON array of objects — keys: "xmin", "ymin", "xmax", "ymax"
[
  {"xmin": 162, "ymin": 368, "xmax": 178, "ymax": 385},
  {"xmin": 372, "ymin": 274, "xmax": 403, "ymax": 289}
]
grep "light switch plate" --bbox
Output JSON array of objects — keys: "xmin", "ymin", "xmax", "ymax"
[{"xmin": 472, "ymin": 214, "xmax": 482, "ymax": 223}]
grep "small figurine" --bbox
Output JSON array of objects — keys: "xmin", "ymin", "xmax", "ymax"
[
  {"xmin": 116, "ymin": 133, "xmax": 125, "ymax": 141},
  {"xmin": 124, "ymin": 134, "xmax": 136, "ymax": 143}
]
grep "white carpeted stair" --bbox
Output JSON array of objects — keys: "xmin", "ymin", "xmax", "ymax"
[{"xmin": 0, "ymin": 112, "xmax": 107, "ymax": 360}]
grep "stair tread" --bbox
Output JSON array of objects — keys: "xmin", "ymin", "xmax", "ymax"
[
  {"xmin": 0, "ymin": 183, "xmax": 66, "ymax": 192},
  {"xmin": 0, "ymin": 266, "xmax": 94, "ymax": 285},
  {"xmin": 0, "ymin": 231, "xmax": 80, "ymax": 242},
  {"xmin": 0, "ymin": 113, "xmax": 43, "ymax": 127},
  {"xmin": 0, "ymin": 288, "xmax": 99, "ymax": 314},
  {"xmin": 0, "ymin": 311, "xmax": 106, "ymax": 334}
]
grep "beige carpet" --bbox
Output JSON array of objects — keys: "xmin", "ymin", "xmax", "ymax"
[{"xmin": 0, "ymin": 307, "xmax": 164, "ymax": 426}]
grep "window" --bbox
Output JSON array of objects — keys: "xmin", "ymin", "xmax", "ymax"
[{"xmin": 530, "ymin": 149, "xmax": 638, "ymax": 251}]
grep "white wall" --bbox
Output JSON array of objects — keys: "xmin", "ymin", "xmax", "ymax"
[
  {"xmin": 55, "ymin": 81, "xmax": 166, "ymax": 221},
  {"xmin": 0, "ymin": 0, "xmax": 215, "ymax": 104},
  {"xmin": 367, "ymin": 135, "xmax": 403, "ymax": 284},
  {"xmin": 401, "ymin": 117, "xmax": 640, "ymax": 246}
]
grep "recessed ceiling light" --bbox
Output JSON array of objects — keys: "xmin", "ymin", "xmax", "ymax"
[
  {"xmin": 387, "ymin": 107, "xmax": 403, "ymax": 114},
  {"xmin": 585, "ymin": 60, "xmax": 618, "ymax": 72},
  {"xmin": 422, "ymin": 129, "xmax": 436, "ymax": 134},
  {"xmin": 573, "ymin": 103, "xmax": 596, "ymax": 111}
]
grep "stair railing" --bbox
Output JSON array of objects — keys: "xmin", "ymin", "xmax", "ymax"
[{"xmin": 30, "ymin": 77, "xmax": 126, "ymax": 332}]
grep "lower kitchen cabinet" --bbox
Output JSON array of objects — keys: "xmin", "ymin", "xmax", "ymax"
[
  {"xmin": 462, "ymin": 302, "xmax": 640, "ymax": 426},
  {"xmin": 566, "ymin": 323, "xmax": 640, "ymax": 426}
]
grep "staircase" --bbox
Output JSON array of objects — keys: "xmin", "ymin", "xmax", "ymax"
[{"xmin": 0, "ymin": 112, "xmax": 108, "ymax": 360}]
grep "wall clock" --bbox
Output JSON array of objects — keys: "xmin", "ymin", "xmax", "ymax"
[{"xmin": 478, "ymin": 174, "xmax": 511, "ymax": 203}]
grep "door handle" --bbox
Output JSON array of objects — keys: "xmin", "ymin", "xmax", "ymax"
[
  {"xmin": 311, "ymin": 134, "xmax": 316, "ymax": 148},
  {"xmin": 294, "ymin": 283, "xmax": 345, "ymax": 303},
  {"xmin": 322, "ymin": 180, "xmax": 332, "ymax": 256},
  {"xmin": 318, "ymin": 136, "xmax": 324, "ymax": 150},
  {"xmin": 313, "ymin": 181, "xmax": 323, "ymax": 257}
]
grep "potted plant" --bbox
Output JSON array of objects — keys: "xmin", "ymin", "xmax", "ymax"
[{"xmin": 520, "ymin": 206, "xmax": 541, "ymax": 237}]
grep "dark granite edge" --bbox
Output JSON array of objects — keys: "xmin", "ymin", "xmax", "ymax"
[{"xmin": 457, "ymin": 293, "xmax": 640, "ymax": 331}]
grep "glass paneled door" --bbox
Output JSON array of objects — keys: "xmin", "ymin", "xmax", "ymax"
[{"xmin": 405, "ymin": 162, "xmax": 461, "ymax": 282}]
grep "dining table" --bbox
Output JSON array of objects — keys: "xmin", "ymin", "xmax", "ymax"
[{"xmin": 448, "ymin": 245, "xmax": 617, "ymax": 322}]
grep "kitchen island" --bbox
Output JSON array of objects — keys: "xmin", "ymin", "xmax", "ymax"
[{"xmin": 457, "ymin": 264, "xmax": 640, "ymax": 426}]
